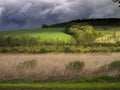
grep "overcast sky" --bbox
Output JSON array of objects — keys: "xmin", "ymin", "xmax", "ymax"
[{"xmin": 0, "ymin": 0, "xmax": 120, "ymax": 31}]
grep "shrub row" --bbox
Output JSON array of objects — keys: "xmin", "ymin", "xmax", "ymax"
[
  {"xmin": 1, "ymin": 35, "xmax": 120, "ymax": 47},
  {"xmin": 1, "ymin": 45, "xmax": 120, "ymax": 53},
  {"xmin": 0, "ymin": 59, "xmax": 119, "ymax": 81},
  {"xmin": 0, "ymin": 35, "xmax": 39, "ymax": 47}
]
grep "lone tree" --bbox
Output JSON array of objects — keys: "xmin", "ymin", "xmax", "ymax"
[
  {"xmin": 65, "ymin": 23, "xmax": 100, "ymax": 45},
  {"xmin": 113, "ymin": 0, "xmax": 120, "ymax": 7}
]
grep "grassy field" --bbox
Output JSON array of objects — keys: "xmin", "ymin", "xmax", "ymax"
[
  {"xmin": 0, "ymin": 53, "xmax": 120, "ymax": 80},
  {"xmin": 0, "ymin": 26, "xmax": 120, "ymax": 44},
  {"xmin": 94, "ymin": 26, "xmax": 120, "ymax": 43},
  {"xmin": 0, "ymin": 53, "xmax": 120, "ymax": 89},
  {"xmin": 0, "ymin": 28, "xmax": 73, "ymax": 44},
  {"xmin": 0, "ymin": 82, "xmax": 120, "ymax": 89}
]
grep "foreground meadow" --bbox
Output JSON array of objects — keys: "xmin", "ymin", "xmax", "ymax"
[
  {"xmin": 0, "ymin": 53, "xmax": 120, "ymax": 89},
  {"xmin": 0, "ymin": 53, "xmax": 120, "ymax": 80}
]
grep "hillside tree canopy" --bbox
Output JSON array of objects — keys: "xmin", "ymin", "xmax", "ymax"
[
  {"xmin": 65, "ymin": 23, "xmax": 100, "ymax": 45},
  {"xmin": 113, "ymin": 0, "xmax": 120, "ymax": 7}
]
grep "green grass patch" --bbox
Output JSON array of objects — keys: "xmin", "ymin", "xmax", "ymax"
[
  {"xmin": 0, "ymin": 28, "xmax": 73, "ymax": 44},
  {"xmin": 94, "ymin": 26, "xmax": 120, "ymax": 43},
  {"xmin": 0, "ymin": 76, "xmax": 120, "ymax": 89},
  {"xmin": 0, "ymin": 82, "xmax": 120, "ymax": 89}
]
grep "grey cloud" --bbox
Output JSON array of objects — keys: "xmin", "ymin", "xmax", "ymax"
[{"xmin": 0, "ymin": 0, "xmax": 120, "ymax": 30}]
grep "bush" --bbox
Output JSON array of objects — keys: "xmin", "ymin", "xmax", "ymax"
[
  {"xmin": 17, "ymin": 59, "xmax": 37, "ymax": 69},
  {"xmin": 109, "ymin": 60, "xmax": 120, "ymax": 70},
  {"xmin": 65, "ymin": 23, "xmax": 74, "ymax": 34},
  {"xmin": 39, "ymin": 47, "xmax": 49, "ymax": 53},
  {"xmin": 64, "ymin": 46, "xmax": 75, "ymax": 53},
  {"xmin": 64, "ymin": 60, "xmax": 85, "ymax": 79},
  {"xmin": 96, "ymin": 65, "xmax": 109, "ymax": 73},
  {"xmin": 66, "ymin": 61, "xmax": 84, "ymax": 72},
  {"xmin": 65, "ymin": 23, "xmax": 100, "ymax": 45},
  {"xmin": 96, "ymin": 60, "xmax": 120, "ymax": 76},
  {"xmin": 0, "ymin": 35, "xmax": 39, "ymax": 47},
  {"xmin": 116, "ymin": 41, "xmax": 120, "ymax": 45}
]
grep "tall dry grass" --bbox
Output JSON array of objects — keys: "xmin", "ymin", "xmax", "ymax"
[{"xmin": 0, "ymin": 53, "xmax": 120, "ymax": 80}]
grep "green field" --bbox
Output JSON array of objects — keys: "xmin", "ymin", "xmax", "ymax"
[
  {"xmin": 94, "ymin": 26, "xmax": 120, "ymax": 43},
  {"xmin": 0, "ymin": 82, "xmax": 120, "ymax": 89},
  {"xmin": 0, "ymin": 26, "xmax": 120, "ymax": 44},
  {"xmin": 0, "ymin": 28, "xmax": 73, "ymax": 44},
  {"xmin": 0, "ymin": 26, "xmax": 120, "ymax": 53}
]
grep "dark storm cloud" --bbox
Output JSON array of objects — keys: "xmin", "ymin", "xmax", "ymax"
[{"xmin": 0, "ymin": 0, "xmax": 120, "ymax": 30}]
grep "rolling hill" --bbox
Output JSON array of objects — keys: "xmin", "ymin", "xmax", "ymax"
[
  {"xmin": 0, "ymin": 18, "xmax": 120, "ymax": 44},
  {"xmin": 0, "ymin": 28, "xmax": 73, "ymax": 44},
  {"xmin": 42, "ymin": 18, "xmax": 120, "ymax": 28}
]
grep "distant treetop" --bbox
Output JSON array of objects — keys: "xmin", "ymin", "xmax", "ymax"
[{"xmin": 113, "ymin": 0, "xmax": 120, "ymax": 7}]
